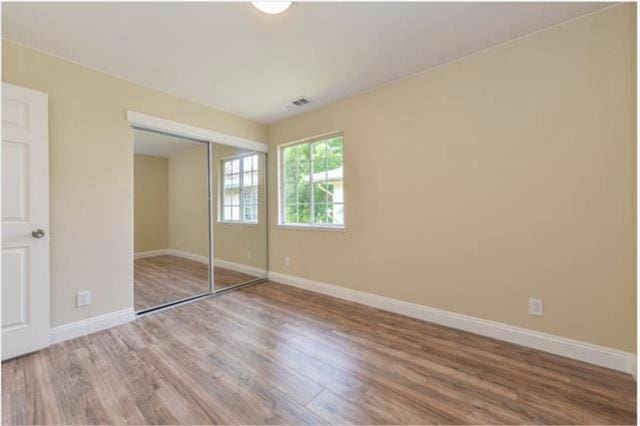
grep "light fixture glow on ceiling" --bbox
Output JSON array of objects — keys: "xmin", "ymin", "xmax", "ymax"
[{"xmin": 252, "ymin": 1, "xmax": 292, "ymax": 15}]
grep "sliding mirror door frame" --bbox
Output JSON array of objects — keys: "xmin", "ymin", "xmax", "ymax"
[
  {"xmin": 132, "ymin": 128, "xmax": 212, "ymax": 314},
  {"xmin": 128, "ymin": 111, "xmax": 269, "ymax": 312}
]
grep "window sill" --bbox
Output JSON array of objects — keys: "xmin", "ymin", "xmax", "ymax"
[
  {"xmin": 277, "ymin": 224, "xmax": 346, "ymax": 232},
  {"xmin": 217, "ymin": 221, "xmax": 259, "ymax": 227}
]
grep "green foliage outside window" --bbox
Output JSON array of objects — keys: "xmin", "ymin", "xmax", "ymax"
[{"xmin": 282, "ymin": 136, "xmax": 344, "ymax": 225}]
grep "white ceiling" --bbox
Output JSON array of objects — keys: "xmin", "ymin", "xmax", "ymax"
[
  {"xmin": 133, "ymin": 129, "xmax": 204, "ymax": 158},
  {"xmin": 3, "ymin": 2, "xmax": 611, "ymax": 124}
]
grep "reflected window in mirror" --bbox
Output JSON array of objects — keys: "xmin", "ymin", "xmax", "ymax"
[{"xmin": 220, "ymin": 153, "xmax": 259, "ymax": 224}]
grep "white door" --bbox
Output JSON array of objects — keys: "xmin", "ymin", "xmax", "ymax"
[{"xmin": 2, "ymin": 83, "xmax": 50, "ymax": 360}]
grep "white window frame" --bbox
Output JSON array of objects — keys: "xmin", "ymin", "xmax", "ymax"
[
  {"xmin": 218, "ymin": 152, "xmax": 259, "ymax": 225},
  {"xmin": 277, "ymin": 131, "xmax": 345, "ymax": 230}
]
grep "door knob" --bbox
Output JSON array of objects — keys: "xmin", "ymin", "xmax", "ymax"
[{"xmin": 32, "ymin": 229, "xmax": 46, "ymax": 239}]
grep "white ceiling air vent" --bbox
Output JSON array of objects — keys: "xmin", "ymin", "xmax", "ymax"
[{"xmin": 291, "ymin": 97, "xmax": 310, "ymax": 107}]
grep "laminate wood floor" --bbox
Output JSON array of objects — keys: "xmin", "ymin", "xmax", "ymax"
[
  {"xmin": 3, "ymin": 282, "xmax": 636, "ymax": 425},
  {"xmin": 134, "ymin": 255, "xmax": 258, "ymax": 311}
]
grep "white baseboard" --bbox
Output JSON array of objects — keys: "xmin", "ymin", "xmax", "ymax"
[
  {"xmin": 49, "ymin": 308, "xmax": 135, "ymax": 345},
  {"xmin": 134, "ymin": 249, "xmax": 169, "ymax": 259},
  {"xmin": 214, "ymin": 258, "xmax": 266, "ymax": 278},
  {"xmin": 268, "ymin": 271, "xmax": 637, "ymax": 377},
  {"xmin": 134, "ymin": 249, "xmax": 205, "ymax": 263},
  {"xmin": 167, "ymin": 249, "xmax": 209, "ymax": 264},
  {"xmin": 166, "ymin": 249, "xmax": 266, "ymax": 277}
]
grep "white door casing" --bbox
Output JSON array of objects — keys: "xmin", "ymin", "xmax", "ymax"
[{"xmin": 2, "ymin": 83, "xmax": 50, "ymax": 360}]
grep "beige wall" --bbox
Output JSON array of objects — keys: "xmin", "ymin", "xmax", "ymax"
[
  {"xmin": 268, "ymin": 5, "xmax": 636, "ymax": 352},
  {"xmin": 212, "ymin": 144, "xmax": 268, "ymax": 270},
  {"xmin": 134, "ymin": 154, "xmax": 168, "ymax": 253},
  {"xmin": 2, "ymin": 5, "xmax": 635, "ymax": 352},
  {"xmin": 2, "ymin": 40, "xmax": 267, "ymax": 327},
  {"xmin": 168, "ymin": 145, "xmax": 209, "ymax": 258}
]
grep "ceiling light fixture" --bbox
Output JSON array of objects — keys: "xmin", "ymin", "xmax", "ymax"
[{"xmin": 252, "ymin": 1, "xmax": 292, "ymax": 15}]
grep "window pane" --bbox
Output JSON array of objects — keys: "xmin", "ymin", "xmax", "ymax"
[
  {"xmin": 243, "ymin": 186, "xmax": 257, "ymax": 205},
  {"xmin": 224, "ymin": 173, "xmax": 239, "ymax": 189},
  {"xmin": 285, "ymin": 203, "xmax": 311, "ymax": 224},
  {"xmin": 285, "ymin": 180, "xmax": 297, "ymax": 203},
  {"xmin": 223, "ymin": 188, "xmax": 239, "ymax": 206},
  {"xmin": 313, "ymin": 182, "xmax": 329, "ymax": 204},
  {"xmin": 284, "ymin": 143, "xmax": 309, "ymax": 173},
  {"xmin": 283, "ymin": 157, "xmax": 297, "ymax": 178},
  {"xmin": 243, "ymin": 170, "xmax": 258, "ymax": 188},
  {"xmin": 298, "ymin": 203, "xmax": 311, "ymax": 223},
  {"xmin": 282, "ymin": 138, "xmax": 343, "ymax": 226},
  {"xmin": 296, "ymin": 146, "xmax": 311, "ymax": 205},
  {"xmin": 243, "ymin": 171, "xmax": 253, "ymax": 187},
  {"xmin": 285, "ymin": 204, "xmax": 298, "ymax": 224},
  {"xmin": 325, "ymin": 183, "xmax": 335, "ymax": 203},
  {"xmin": 243, "ymin": 204, "xmax": 257, "ymax": 223},
  {"xmin": 221, "ymin": 154, "xmax": 261, "ymax": 224},
  {"xmin": 327, "ymin": 137, "xmax": 344, "ymax": 171},
  {"xmin": 329, "ymin": 203, "xmax": 344, "ymax": 225},
  {"xmin": 314, "ymin": 203, "xmax": 329, "ymax": 224},
  {"xmin": 312, "ymin": 141, "xmax": 328, "ymax": 175},
  {"xmin": 297, "ymin": 181, "xmax": 311, "ymax": 205},
  {"xmin": 283, "ymin": 143, "xmax": 311, "ymax": 224},
  {"xmin": 284, "ymin": 160, "xmax": 298, "ymax": 204},
  {"xmin": 333, "ymin": 182, "xmax": 343, "ymax": 203},
  {"xmin": 243, "ymin": 155, "xmax": 253, "ymax": 171}
]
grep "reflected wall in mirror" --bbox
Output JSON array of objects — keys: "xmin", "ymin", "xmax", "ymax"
[
  {"xmin": 133, "ymin": 129, "xmax": 210, "ymax": 311},
  {"xmin": 212, "ymin": 143, "xmax": 267, "ymax": 291}
]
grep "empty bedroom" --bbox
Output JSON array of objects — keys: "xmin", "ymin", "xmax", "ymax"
[{"xmin": 1, "ymin": 1, "xmax": 637, "ymax": 425}]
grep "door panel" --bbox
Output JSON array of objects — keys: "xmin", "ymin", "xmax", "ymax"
[
  {"xmin": 2, "ymin": 98, "xmax": 30, "ymax": 131},
  {"xmin": 2, "ymin": 247, "xmax": 29, "ymax": 330},
  {"xmin": 2, "ymin": 83, "xmax": 49, "ymax": 360},
  {"xmin": 2, "ymin": 141, "xmax": 29, "ymax": 221}
]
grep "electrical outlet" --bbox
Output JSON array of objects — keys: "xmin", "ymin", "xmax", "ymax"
[
  {"xmin": 77, "ymin": 291, "xmax": 91, "ymax": 307},
  {"xmin": 248, "ymin": 249, "xmax": 253, "ymax": 260},
  {"xmin": 284, "ymin": 257, "xmax": 291, "ymax": 267},
  {"xmin": 528, "ymin": 298, "xmax": 543, "ymax": 316}
]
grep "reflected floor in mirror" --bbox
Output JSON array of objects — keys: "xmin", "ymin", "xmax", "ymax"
[{"xmin": 134, "ymin": 255, "xmax": 258, "ymax": 311}]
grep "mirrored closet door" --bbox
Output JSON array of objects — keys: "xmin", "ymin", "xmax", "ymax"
[
  {"xmin": 133, "ymin": 129, "xmax": 211, "ymax": 312},
  {"xmin": 211, "ymin": 143, "xmax": 267, "ymax": 291}
]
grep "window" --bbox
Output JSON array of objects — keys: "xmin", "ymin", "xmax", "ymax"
[
  {"xmin": 280, "ymin": 134, "xmax": 344, "ymax": 228},
  {"xmin": 220, "ymin": 153, "xmax": 259, "ymax": 224}
]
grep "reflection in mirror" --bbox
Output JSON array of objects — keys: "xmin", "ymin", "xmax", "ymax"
[
  {"xmin": 212, "ymin": 143, "xmax": 267, "ymax": 291},
  {"xmin": 133, "ymin": 129, "xmax": 210, "ymax": 312}
]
